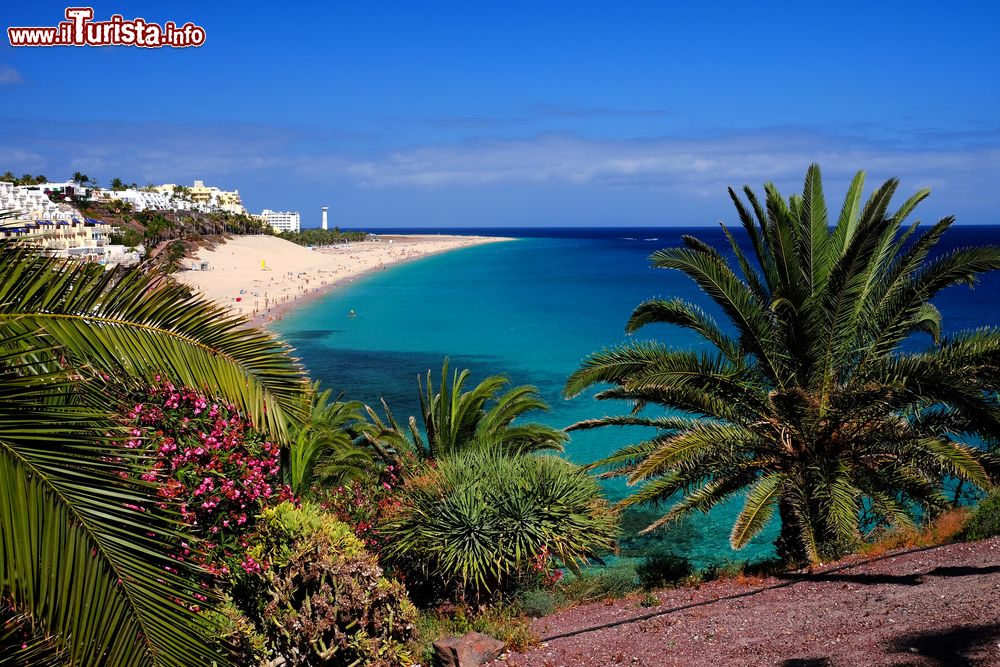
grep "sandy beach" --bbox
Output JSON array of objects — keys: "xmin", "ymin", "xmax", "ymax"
[{"xmin": 174, "ymin": 234, "xmax": 512, "ymax": 325}]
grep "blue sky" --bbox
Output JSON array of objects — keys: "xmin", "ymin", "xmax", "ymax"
[{"xmin": 2, "ymin": 1, "xmax": 998, "ymax": 227}]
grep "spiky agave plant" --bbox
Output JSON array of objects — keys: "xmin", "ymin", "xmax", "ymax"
[
  {"xmin": 0, "ymin": 245, "xmax": 310, "ymax": 665},
  {"xmin": 565, "ymin": 164, "xmax": 1000, "ymax": 563}
]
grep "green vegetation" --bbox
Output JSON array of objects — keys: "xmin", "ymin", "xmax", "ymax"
[
  {"xmin": 162, "ymin": 239, "xmax": 187, "ymax": 273},
  {"xmin": 115, "ymin": 209, "xmax": 271, "ymax": 248},
  {"xmin": 566, "ymin": 164, "xmax": 1000, "ymax": 564},
  {"xmin": 0, "ymin": 172, "xmax": 48, "ymax": 186},
  {"xmin": 962, "ymin": 490, "xmax": 1000, "ymax": 540},
  {"xmin": 558, "ymin": 564, "xmax": 639, "ymax": 603},
  {"xmin": 368, "ymin": 359, "xmax": 568, "ymax": 460},
  {"xmin": 414, "ymin": 604, "xmax": 535, "ymax": 665},
  {"xmin": 636, "ymin": 552, "xmax": 694, "ymax": 590},
  {"xmin": 71, "ymin": 171, "xmax": 95, "ymax": 187},
  {"xmin": 277, "ymin": 227, "xmax": 367, "ymax": 246},
  {"xmin": 0, "ymin": 244, "xmax": 308, "ymax": 664},
  {"xmin": 515, "ymin": 587, "xmax": 562, "ymax": 617},
  {"xmin": 286, "ymin": 385, "xmax": 377, "ymax": 495},
  {"xmin": 383, "ymin": 449, "xmax": 617, "ymax": 603},
  {"xmin": 108, "ymin": 227, "xmax": 143, "ymax": 247},
  {"xmin": 5, "ymin": 162, "xmax": 1000, "ymax": 665},
  {"xmin": 231, "ymin": 502, "xmax": 417, "ymax": 666}
]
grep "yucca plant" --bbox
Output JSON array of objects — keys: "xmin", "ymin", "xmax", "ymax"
[
  {"xmin": 366, "ymin": 359, "xmax": 567, "ymax": 460},
  {"xmin": 0, "ymin": 245, "xmax": 310, "ymax": 665},
  {"xmin": 565, "ymin": 165, "xmax": 1000, "ymax": 563},
  {"xmin": 381, "ymin": 449, "xmax": 617, "ymax": 602}
]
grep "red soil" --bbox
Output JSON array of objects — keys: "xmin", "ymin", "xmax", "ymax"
[{"xmin": 495, "ymin": 537, "xmax": 1000, "ymax": 666}]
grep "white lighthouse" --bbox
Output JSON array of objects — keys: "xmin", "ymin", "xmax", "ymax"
[{"xmin": 321, "ymin": 206, "xmax": 328, "ymax": 230}]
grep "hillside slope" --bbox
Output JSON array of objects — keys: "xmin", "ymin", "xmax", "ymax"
[{"xmin": 499, "ymin": 537, "xmax": 1000, "ymax": 666}]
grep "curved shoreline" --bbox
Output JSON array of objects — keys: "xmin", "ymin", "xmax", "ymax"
[{"xmin": 174, "ymin": 234, "xmax": 514, "ymax": 327}]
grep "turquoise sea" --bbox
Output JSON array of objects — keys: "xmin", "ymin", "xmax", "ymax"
[{"xmin": 274, "ymin": 226, "xmax": 1000, "ymax": 566}]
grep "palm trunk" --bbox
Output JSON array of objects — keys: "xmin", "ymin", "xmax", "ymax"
[{"xmin": 775, "ymin": 497, "xmax": 809, "ymax": 565}]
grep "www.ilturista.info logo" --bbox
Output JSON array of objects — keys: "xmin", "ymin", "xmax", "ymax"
[{"xmin": 8, "ymin": 7, "xmax": 205, "ymax": 48}]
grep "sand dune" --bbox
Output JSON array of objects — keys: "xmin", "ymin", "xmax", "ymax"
[{"xmin": 174, "ymin": 234, "xmax": 511, "ymax": 324}]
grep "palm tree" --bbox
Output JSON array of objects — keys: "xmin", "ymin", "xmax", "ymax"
[
  {"xmin": 286, "ymin": 384, "xmax": 377, "ymax": 495},
  {"xmin": 0, "ymin": 244, "xmax": 310, "ymax": 664},
  {"xmin": 565, "ymin": 164, "xmax": 1000, "ymax": 564},
  {"xmin": 367, "ymin": 359, "xmax": 567, "ymax": 460}
]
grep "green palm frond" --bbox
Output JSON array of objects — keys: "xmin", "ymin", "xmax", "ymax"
[
  {"xmin": 730, "ymin": 473, "xmax": 782, "ymax": 549},
  {"xmin": 579, "ymin": 439, "xmax": 665, "ymax": 478},
  {"xmin": 374, "ymin": 359, "xmax": 564, "ymax": 460},
  {"xmin": 628, "ymin": 423, "xmax": 758, "ymax": 484},
  {"xmin": 648, "ymin": 246, "xmax": 783, "ymax": 382},
  {"xmin": 625, "ymin": 298, "xmax": 742, "ymax": 362},
  {"xmin": 567, "ymin": 414, "xmax": 701, "ymax": 432},
  {"xmin": 0, "ymin": 246, "xmax": 309, "ymax": 440},
  {"xmin": 0, "ymin": 243, "xmax": 313, "ymax": 664},
  {"xmin": 566, "ymin": 343, "xmax": 763, "ymax": 418},
  {"xmin": 638, "ymin": 470, "xmax": 755, "ymax": 534},
  {"xmin": 287, "ymin": 385, "xmax": 375, "ymax": 494},
  {"xmin": 822, "ymin": 466, "xmax": 863, "ymax": 542},
  {"xmin": 827, "ymin": 171, "xmax": 866, "ymax": 255},
  {"xmin": 566, "ymin": 164, "xmax": 1000, "ymax": 564},
  {"xmin": 798, "ymin": 163, "xmax": 831, "ymax": 293},
  {"xmin": 0, "ymin": 349, "xmax": 223, "ymax": 666}
]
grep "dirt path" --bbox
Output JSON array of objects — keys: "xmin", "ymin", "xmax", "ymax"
[{"xmin": 496, "ymin": 537, "xmax": 1000, "ymax": 666}]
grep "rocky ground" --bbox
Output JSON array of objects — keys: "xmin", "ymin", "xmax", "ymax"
[{"xmin": 494, "ymin": 537, "xmax": 1000, "ymax": 666}]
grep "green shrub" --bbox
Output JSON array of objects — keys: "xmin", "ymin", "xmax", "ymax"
[
  {"xmin": 203, "ymin": 599, "xmax": 268, "ymax": 666},
  {"xmin": 382, "ymin": 450, "xmax": 618, "ymax": 603},
  {"xmin": 963, "ymin": 489, "xmax": 1000, "ymax": 541},
  {"xmin": 697, "ymin": 560, "xmax": 745, "ymax": 583},
  {"xmin": 559, "ymin": 564, "xmax": 638, "ymax": 603},
  {"xmin": 516, "ymin": 588, "xmax": 564, "ymax": 618},
  {"xmin": 637, "ymin": 552, "xmax": 693, "ymax": 590},
  {"xmin": 233, "ymin": 501, "xmax": 417, "ymax": 666}
]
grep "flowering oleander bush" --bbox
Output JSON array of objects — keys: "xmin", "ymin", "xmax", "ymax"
[
  {"xmin": 121, "ymin": 381, "xmax": 418, "ymax": 664},
  {"xmin": 122, "ymin": 379, "xmax": 293, "ymax": 576},
  {"xmin": 314, "ymin": 463, "xmax": 405, "ymax": 554}
]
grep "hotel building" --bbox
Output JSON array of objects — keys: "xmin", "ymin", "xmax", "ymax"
[{"xmin": 261, "ymin": 209, "xmax": 301, "ymax": 233}]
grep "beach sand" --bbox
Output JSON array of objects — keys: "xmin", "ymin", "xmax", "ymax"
[{"xmin": 174, "ymin": 234, "xmax": 512, "ymax": 325}]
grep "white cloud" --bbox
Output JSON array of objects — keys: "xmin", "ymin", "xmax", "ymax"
[
  {"xmin": 0, "ymin": 65, "xmax": 23, "ymax": 85},
  {"xmin": 2, "ymin": 117, "xmax": 999, "ymax": 215},
  {"xmin": 321, "ymin": 130, "xmax": 1000, "ymax": 204}
]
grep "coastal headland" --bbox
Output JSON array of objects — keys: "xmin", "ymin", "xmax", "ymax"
[{"xmin": 174, "ymin": 234, "xmax": 512, "ymax": 325}]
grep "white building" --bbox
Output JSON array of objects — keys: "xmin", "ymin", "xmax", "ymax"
[
  {"xmin": 261, "ymin": 209, "xmax": 300, "ymax": 233},
  {"xmin": 0, "ymin": 182, "xmax": 78, "ymax": 221},
  {"xmin": 155, "ymin": 180, "xmax": 247, "ymax": 215},
  {"xmin": 103, "ymin": 189, "xmax": 173, "ymax": 212},
  {"xmin": 0, "ymin": 216, "xmax": 142, "ymax": 267},
  {"xmin": 39, "ymin": 181, "xmax": 94, "ymax": 201},
  {"xmin": 1, "ymin": 216, "xmax": 108, "ymax": 250}
]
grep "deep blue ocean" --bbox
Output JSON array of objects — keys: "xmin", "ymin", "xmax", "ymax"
[{"xmin": 273, "ymin": 225, "xmax": 1000, "ymax": 566}]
